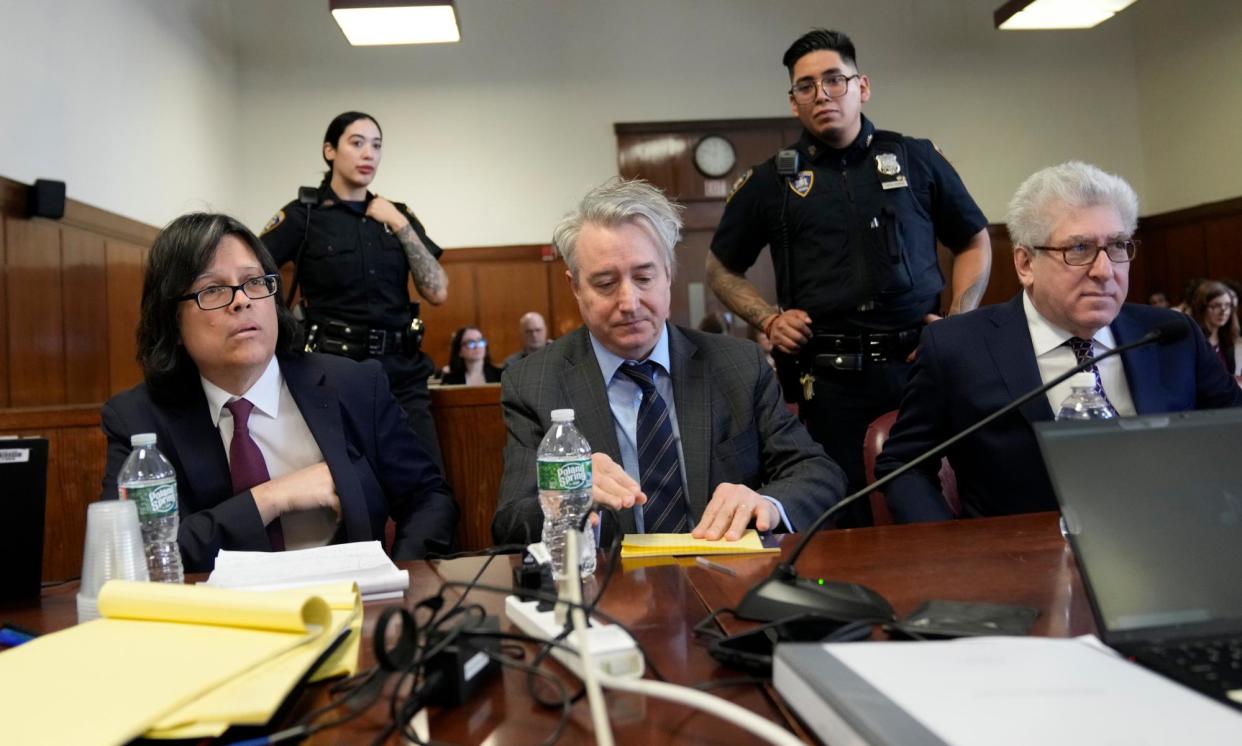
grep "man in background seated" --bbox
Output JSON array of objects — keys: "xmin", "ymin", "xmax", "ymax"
[
  {"xmin": 101, "ymin": 213, "xmax": 457, "ymax": 571},
  {"xmin": 876, "ymin": 162, "xmax": 1242, "ymax": 523},
  {"xmin": 502, "ymin": 311, "xmax": 550, "ymax": 368},
  {"xmin": 493, "ymin": 179, "xmax": 845, "ymax": 545}
]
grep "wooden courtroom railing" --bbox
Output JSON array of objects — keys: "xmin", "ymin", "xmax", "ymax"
[{"xmin": 429, "ymin": 383, "xmax": 505, "ymax": 551}]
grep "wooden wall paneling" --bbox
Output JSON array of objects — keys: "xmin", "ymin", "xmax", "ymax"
[
  {"xmin": 429, "ymin": 385, "xmax": 505, "ymax": 551},
  {"xmin": 548, "ymin": 258, "xmax": 582, "ymax": 338},
  {"xmin": 1162, "ymin": 223, "xmax": 1207, "ymax": 307},
  {"xmin": 419, "ymin": 261, "xmax": 477, "ymax": 372},
  {"xmin": 617, "ymin": 133, "xmax": 682, "ymax": 187},
  {"xmin": 474, "ymin": 260, "xmax": 549, "ymax": 363},
  {"xmin": 0, "ymin": 216, "xmax": 8, "ymax": 407},
  {"xmin": 1134, "ymin": 226, "xmax": 1167, "ymax": 302},
  {"xmin": 6, "ymin": 217, "xmax": 66, "ymax": 406},
  {"xmin": 1204, "ymin": 214, "xmax": 1242, "ymax": 284},
  {"xmin": 61, "ymin": 227, "xmax": 110, "ymax": 403},
  {"xmin": 37, "ymin": 425, "xmax": 106, "ymax": 582},
  {"xmin": 104, "ymin": 239, "xmax": 146, "ymax": 395}
]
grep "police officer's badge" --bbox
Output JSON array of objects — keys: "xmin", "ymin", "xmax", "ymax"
[
  {"xmin": 788, "ymin": 170, "xmax": 814, "ymax": 198},
  {"xmin": 261, "ymin": 210, "xmax": 285, "ymax": 235},
  {"xmin": 876, "ymin": 153, "xmax": 909, "ymax": 191},
  {"xmin": 726, "ymin": 168, "xmax": 753, "ymax": 203},
  {"xmin": 875, "ymin": 153, "xmax": 901, "ymax": 176}
]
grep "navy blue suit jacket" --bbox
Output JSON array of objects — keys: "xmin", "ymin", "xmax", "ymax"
[
  {"xmin": 101, "ymin": 353, "xmax": 458, "ymax": 571},
  {"xmin": 875, "ymin": 295, "xmax": 1242, "ymax": 522}
]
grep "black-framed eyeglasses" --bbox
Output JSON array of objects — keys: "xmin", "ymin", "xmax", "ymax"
[
  {"xmin": 176, "ymin": 274, "xmax": 280, "ymax": 310},
  {"xmin": 462, "ymin": 339, "xmax": 488, "ymax": 350},
  {"xmin": 1030, "ymin": 239, "xmax": 1139, "ymax": 267},
  {"xmin": 789, "ymin": 74, "xmax": 859, "ymax": 104}
]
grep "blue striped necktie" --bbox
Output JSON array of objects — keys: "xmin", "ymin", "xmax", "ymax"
[
  {"xmin": 618, "ymin": 361, "xmax": 690, "ymax": 533},
  {"xmin": 1065, "ymin": 336, "xmax": 1118, "ymax": 416}
]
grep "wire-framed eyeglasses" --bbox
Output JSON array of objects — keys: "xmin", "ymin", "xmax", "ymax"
[
  {"xmin": 789, "ymin": 74, "xmax": 859, "ymax": 104},
  {"xmin": 177, "ymin": 274, "xmax": 280, "ymax": 310},
  {"xmin": 1030, "ymin": 239, "xmax": 1139, "ymax": 266}
]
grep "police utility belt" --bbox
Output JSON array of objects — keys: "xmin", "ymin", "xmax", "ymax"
[
  {"xmin": 305, "ymin": 317, "xmax": 424, "ymax": 360},
  {"xmin": 806, "ymin": 327, "xmax": 921, "ymax": 372}
]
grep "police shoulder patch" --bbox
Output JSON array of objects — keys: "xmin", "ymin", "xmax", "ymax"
[
  {"xmin": 726, "ymin": 168, "xmax": 753, "ymax": 203},
  {"xmin": 261, "ymin": 210, "xmax": 285, "ymax": 235},
  {"xmin": 788, "ymin": 170, "xmax": 814, "ymax": 198}
]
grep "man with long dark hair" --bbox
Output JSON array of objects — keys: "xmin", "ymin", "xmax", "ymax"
[{"xmin": 100, "ymin": 213, "xmax": 457, "ymax": 571}]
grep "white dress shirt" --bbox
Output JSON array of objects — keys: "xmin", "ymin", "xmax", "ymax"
[
  {"xmin": 200, "ymin": 356, "xmax": 337, "ymax": 550},
  {"xmin": 1022, "ymin": 292, "xmax": 1137, "ymax": 417}
]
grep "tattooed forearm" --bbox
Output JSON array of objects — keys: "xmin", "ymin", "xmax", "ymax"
[
  {"xmin": 705, "ymin": 254, "xmax": 780, "ymax": 329},
  {"xmin": 947, "ymin": 228, "xmax": 992, "ymax": 315},
  {"xmin": 397, "ymin": 224, "xmax": 448, "ymax": 305},
  {"xmin": 950, "ymin": 274, "xmax": 988, "ymax": 315}
]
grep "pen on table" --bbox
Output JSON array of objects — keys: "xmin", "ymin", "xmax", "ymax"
[{"xmin": 694, "ymin": 556, "xmax": 738, "ymax": 577}]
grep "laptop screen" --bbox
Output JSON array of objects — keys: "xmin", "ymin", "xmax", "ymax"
[{"xmin": 1035, "ymin": 409, "xmax": 1242, "ymax": 638}]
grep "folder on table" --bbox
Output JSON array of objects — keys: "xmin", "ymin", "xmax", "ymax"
[
  {"xmin": 0, "ymin": 580, "xmax": 361, "ymax": 745},
  {"xmin": 620, "ymin": 529, "xmax": 780, "ymax": 558}
]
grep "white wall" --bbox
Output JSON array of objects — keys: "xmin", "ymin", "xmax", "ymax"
[
  {"xmin": 1133, "ymin": 0, "xmax": 1242, "ymax": 214},
  {"xmin": 0, "ymin": 0, "xmax": 240, "ymax": 227},
  {"xmin": 3, "ymin": 0, "xmax": 1240, "ymax": 243},
  {"xmin": 228, "ymin": 0, "xmax": 1148, "ymax": 247}
]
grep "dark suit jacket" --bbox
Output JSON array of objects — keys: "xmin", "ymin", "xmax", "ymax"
[
  {"xmin": 101, "ymin": 353, "xmax": 458, "ymax": 571},
  {"xmin": 492, "ymin": 324, "xmax": 846, "ymax": 544},
  {"xmin": 875, "ymin": 295, "xmax": 1242, "ymax": 522}
]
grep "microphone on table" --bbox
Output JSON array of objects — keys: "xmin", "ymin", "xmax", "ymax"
[{"xmin": 733, "ymin": 318, "xmax": 1190, "ymax": 623}]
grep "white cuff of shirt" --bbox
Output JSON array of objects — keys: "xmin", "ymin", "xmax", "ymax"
[{"xmin": 761, "ymin": 494, "xmax": 794, "ymax": 532}]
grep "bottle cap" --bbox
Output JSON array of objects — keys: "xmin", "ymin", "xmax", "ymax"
[
  {"xmin": 1067, "ymin": 373, "xmax": 1096, "ymax": 390},
  {"xmin": 550, "ymin": 408, "xmax": 575, "ymax": 423},
  {"xmin": 129, "ymin": 433, "xmax": 157, "ymax": 447}
]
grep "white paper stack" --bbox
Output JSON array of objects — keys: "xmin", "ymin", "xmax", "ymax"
[{"xmin": 205, "ymin": 540, "xmax": 409, "ymax": 601}]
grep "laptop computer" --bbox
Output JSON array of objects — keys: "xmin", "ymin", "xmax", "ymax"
[
  {"xmin": 0, "ymin": 437, "xmax": 49, "ymax": 605},
  {"xmin": 1035, "ymin": 408, "xmax": 1242, "ymax": 710}
]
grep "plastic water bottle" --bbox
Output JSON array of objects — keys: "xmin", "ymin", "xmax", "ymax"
[
  {"xmin": 1055, "ymin": 373, "xmax": 1117, "ymax": 421},
  {"xmin": 537, "ymin": 409, "xmax": 596, "ymax": 579},
  {"xmin": 118, "ymin": 433, "xmax": 184, "ymax": 584}
]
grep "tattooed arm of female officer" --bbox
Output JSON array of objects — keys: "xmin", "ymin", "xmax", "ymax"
[{"xmin": 367, "ymin": 196, "xmax": 449, "ymax": 305}]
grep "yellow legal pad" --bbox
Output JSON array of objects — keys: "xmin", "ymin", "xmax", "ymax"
[
  {"xmin": 620, "ymin": 529, "xmax": 780, "ymax": 558},
  {"xmin": 0, "ymin": 580, "xmax": 361, "ymax": 745}
]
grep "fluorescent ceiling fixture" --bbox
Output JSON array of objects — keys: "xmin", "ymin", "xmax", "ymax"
[
  {"xmin": 330, "ymin": 1, "xmax": 461, "ymax": 46},
  {"xmin": 995, "ymin": 0, "xmax": 1138, "ymax": 30}
]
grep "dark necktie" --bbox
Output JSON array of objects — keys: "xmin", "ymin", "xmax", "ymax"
[
  {"xmin": 618, "ymin": 361, "xmax": 690, "ymax": 534},
  {"xmin": 1065, "ymin": 336, "xmax": 1118, "ymax": 416},
  {"xmin": 225, "ymin": 398, "xmax": 284, "ymax": 551}
]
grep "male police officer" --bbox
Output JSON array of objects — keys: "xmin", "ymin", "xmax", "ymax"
[{"xmin": 707, "ymin": 28, "xmax": 992, "ymax": 525}]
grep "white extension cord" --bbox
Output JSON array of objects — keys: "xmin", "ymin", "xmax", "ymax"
[{"xmin": 503, "ymin": 532, "xmax": 806, "ymax": 746}]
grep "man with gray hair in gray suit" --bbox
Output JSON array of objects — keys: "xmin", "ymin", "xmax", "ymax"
[{"xmin": 493, "ymin": 178, "xmax": 846, "ymax": 545}]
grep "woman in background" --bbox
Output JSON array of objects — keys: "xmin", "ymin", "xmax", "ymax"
[
  {"xmin": 1190, "ymin": 280, "xmax": 1242, "ymax": 375},
  {"xmin": 260, "ymin": 111, "xmax": 448, "ymax": 470},
  {"xmin": 441, "ymin": 326, "xmax": 502, "ymax": 385}
]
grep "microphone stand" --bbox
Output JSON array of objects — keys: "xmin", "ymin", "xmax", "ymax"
[{"xmin": 734, "ymin": 325, "xmax": 1172, "ymax": 622}]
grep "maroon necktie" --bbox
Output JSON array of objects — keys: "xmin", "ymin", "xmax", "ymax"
[{"xmin": 225, "ymin": 398, "xmax": 284, "ymax": 551}]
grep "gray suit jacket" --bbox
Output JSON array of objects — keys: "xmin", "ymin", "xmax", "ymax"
[{"xmin": 492, "ymin": 324, "xmax": 845, "ymax": 544}]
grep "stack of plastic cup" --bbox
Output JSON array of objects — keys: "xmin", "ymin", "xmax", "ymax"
[{"xmin": 77, "ymin": 500, "xmax": 150, "ymax": 623}]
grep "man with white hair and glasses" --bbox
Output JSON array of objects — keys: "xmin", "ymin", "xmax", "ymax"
[{"xmin": 875, "ymin": 161, "xmax": 1242, "ymax": 523}]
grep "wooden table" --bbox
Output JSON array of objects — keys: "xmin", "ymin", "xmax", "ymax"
[{"xmin": 3, "ymin": 513, "xmax": 1090, "ymax": 744}]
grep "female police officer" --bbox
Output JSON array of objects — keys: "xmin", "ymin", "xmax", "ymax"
[{"xmin": 261, "ymin": 111, "xmax": 449, "ymax": 472}]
